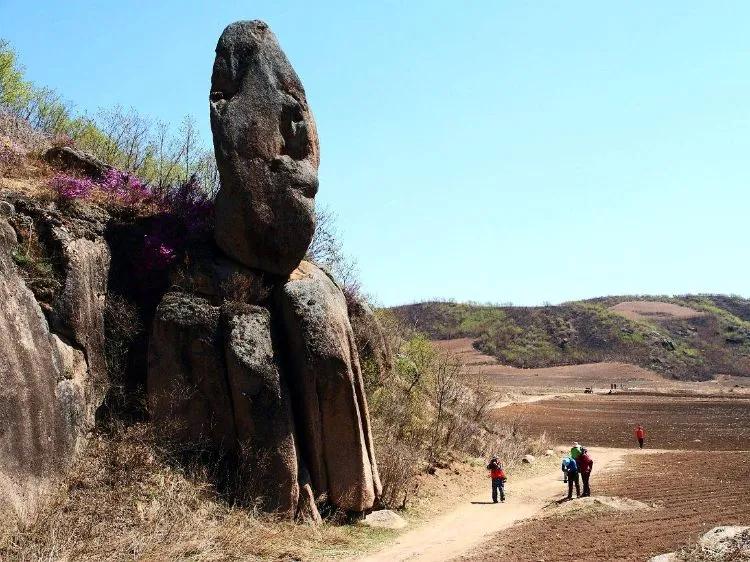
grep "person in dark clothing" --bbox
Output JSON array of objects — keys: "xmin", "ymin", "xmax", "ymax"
[
  {"xmin": 561, "ymin": 456, "xmax": 580, "ymax": 499},
  {"xmin": 487, "ymin": 456, "xmax": 506, "ymax": 503},
  {"xmin": 578, "ymin": 447, "xmax": 594, "ymax": 497}
]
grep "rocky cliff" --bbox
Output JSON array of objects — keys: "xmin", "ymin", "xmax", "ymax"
[
  {"xmin": 0, "ymin": 196, "xmax": 110, "ymax": 518},
  {"xmin": 0, "ymin": 20, "xmax": 388, "ymax": 522}
]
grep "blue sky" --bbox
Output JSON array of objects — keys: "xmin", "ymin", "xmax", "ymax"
[{"xmin": 2, "ymin": 1, "xmax": 748, "ymax": 305}]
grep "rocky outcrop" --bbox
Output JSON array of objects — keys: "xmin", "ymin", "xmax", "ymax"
[
  {"xmin": 3, "ymin": 19, "xmax": 377, "ymax": 526},
  {"xmin": 50, "ymin": 226, "xmax": 110, "ymax": 389},
  {"xmin": 43, "ymin": 146, "xmax": 110, "ymax": 180},
  {"xmin": 146, "ymin": 21, "xmax": 380, "ymax": 519},
  {"xmin": 222, "ymin": 303, "xmax": 300, "ymax": 515},
  {"xmin": 0, "ymin": 202, "xmax": 110, "ymax": 519},
  {"xmin": 147, "ymin": 294, "xmax": 322, "ymax": 519},
  {"xmin": 278, "ymin": 261, "xmax": 381, "ymax": 512},
  {"xmin": 210, "ymin": 20, "xmax": 319, "ymax": 276},
  {"xmin": 147, "ymin": 293, "xmax": 236, "ymax": 450}
]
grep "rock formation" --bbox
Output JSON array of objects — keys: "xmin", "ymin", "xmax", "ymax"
[
  {"xmin": 0, "ymin": 18, "xmax": 380, "ymax": 523},
  {"xmin": 278, "ymin": 261, "xmax": 381, "ymax": 511},
  {"xmin": 146, "ymin": 20, "xmax": 380, "ymax": 519},
  {"xmin": 210, "ymin": 20, "xmax": 319, "ymax": 276},
  {"xmin": 0, "ymin": 199, "xmax": 110, "ymax": 519}
]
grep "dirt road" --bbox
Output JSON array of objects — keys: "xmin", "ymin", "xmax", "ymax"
[
  {"xmin": 355, "ymin": 447, "xmax": 631, "ymax": 562},
  {"xmin": 459, "ymin": 450, "xmax": 750, "ymax": 561}
]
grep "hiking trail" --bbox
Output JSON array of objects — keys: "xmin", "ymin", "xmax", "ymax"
[{"xmin": 355, "ymin": 447, "xmax": 631, "ymax": 562}]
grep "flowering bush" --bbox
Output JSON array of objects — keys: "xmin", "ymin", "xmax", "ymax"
[
  {"xmin": 160, "ymin": 175, "xmax": 213, "ymax": 235},
  {"xmin": 50, "ymin": 174, "xmax": 96, "ymax": 199},
  {"xmin": 99, "ymin": 169, "xmax": 152, "ymax": 206},
  {"xmin": 50, "ymin": 168, "xmax": 214, "ymax": 273},
  {"xmin": 142, "ymin": 232, "xmax": 178, "ymax": 271}
]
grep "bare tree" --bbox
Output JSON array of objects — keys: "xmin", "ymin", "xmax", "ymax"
[
  {"xmin": 428, "ymin": 353, "xmax": 463, "ymax": 462},
  {"xmin": 177, "ymin": 115, "xmax": 200, "ymax": 180},
  {"xmin": 193, "ymin": 148, "xmax": 220, "ymax": 198}
]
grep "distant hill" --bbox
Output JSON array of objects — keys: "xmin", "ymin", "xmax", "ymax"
[{"xmin": 390, "ymin": 295, "xmax": 750, "ymax": 381}]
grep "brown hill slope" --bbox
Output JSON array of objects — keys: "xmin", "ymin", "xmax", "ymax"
[{"xmin": 390, "ymin": 295, "xmax": 750, "ymax": 381}]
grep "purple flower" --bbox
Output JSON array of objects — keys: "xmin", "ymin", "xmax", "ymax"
[
  {"xmin": 50, "ymin": 167, "xmax": 214, "ymax": 275},
  {"xmin": 51, "ymin": 173, "xmax": 95, "ymax": 199},
  {"xmin": 143, "ymin": 233, "xmax": 177, "ymax": 270}
]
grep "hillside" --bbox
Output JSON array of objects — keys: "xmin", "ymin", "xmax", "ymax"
[{"xmin": 390, "ymin": 295, "xmax": 750, "ymax": 381}]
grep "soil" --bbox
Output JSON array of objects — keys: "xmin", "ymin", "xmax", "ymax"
[
  {"xmin": 355, "ymin": 338, "xmax": 750, "ymax": 562},
  {"xmin": 491, "ymin": 393, "xmax": 750, "ymax": 450},
  {"xmin": 433, "ymin": 338, "xmax": 662, "ymax": 391},
  {"xmin": 353, "ymin": 449, "xmax": 629, "ymax": 562},
  {"xmin": 434, "ymin": 337, "xmax": 750, "ymax": 394},
  {"xmin": 609, "ymin": 300, "xmax": 705, "ymax": 322},
  {"xmin": 458, "ymin": 451, "xmax": 750, "ymax": 562}
]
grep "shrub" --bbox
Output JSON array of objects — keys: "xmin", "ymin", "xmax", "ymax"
[
  {"xmin": 48, "ymin": 168, "xmax": 214, "ymax": 275},
  {"xmin": 0, "ymin": 136, "xmax": 23, "ymax": 175},
  {"xmin": 367, "ymin": 325, "xmax": 548, "ymax": 509}
]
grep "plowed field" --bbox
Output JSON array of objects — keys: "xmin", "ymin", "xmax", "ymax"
[
  {"xmin": 459, "ymin": 451, "xmax": 750, "ymax": 562},
  {"xmin": 491, "ymin": 393, "xmax": 750, "ymax": 450}
]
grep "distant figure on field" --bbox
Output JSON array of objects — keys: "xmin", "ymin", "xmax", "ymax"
[
  {"xmin": 578, "ymin": 447, "xmax": 594, "ymax": 496},
  {"xmin": 561, "ymin": 456, "xmax": 580, "ymax": 499},
  {"xmin": 487, "ymin": 456, "xmax": 506, "ymax": 503},
  {"xmin": 634, "ymin": 425, "xmax": 646, "ymax": 448}
]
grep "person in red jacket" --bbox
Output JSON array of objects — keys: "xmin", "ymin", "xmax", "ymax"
[
  {"xmin": 578, "ymin": 447, "xmax": 594, "ymax": 496},
  {"xmin": 487, "ymin": 456, "xmax": 506, "ymax": 503},
  {"xmin": 634, "ymin": 425, "xmax": 646, "ymax": 448}
]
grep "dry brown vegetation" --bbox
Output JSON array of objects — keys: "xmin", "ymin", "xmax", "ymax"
[
  {"xmin": 367, "ymin": 325, "xmax": 552, "ymax": 511},
  {"xmin": 0, "ymin": 424, "xmax": 391, "ymax": 561}
]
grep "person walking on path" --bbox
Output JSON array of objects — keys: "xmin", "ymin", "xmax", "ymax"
[
  {"xmin": 487, "ymin": 456, "xmax": 506, "ymax": 503},
  {"xmin": 634, "ymin": 425, "xmax": 646, "ymax": 448},
  {"xmin": 578, "ymin": 447, "xmax": 594, "ymax": 497},
  {"xmin": 561, "ymin": 456, "xmax": 580, "ymax": 499}
]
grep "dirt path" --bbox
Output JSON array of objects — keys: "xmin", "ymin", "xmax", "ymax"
[
  {"xmin": 491, "ymin": 392, "xmax": 576, "ymax": 409},
  {"xmin": 355, "ymin": 447, "xmax": 632, "ymax": 562}
]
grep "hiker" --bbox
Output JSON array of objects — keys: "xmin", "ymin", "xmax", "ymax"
[
  {"xmin": 561, "ymin": 456, "xmax": 570, "ymax": 483},
  {"xmin": 486, "ymin": 456, "xmax": 506, "ymax": 503},
  {"xmin": 634, "ymin": 425, "xmax": 646, "ymax": 448},
  {"xmin": 570, "ymin": 441, "xmax": 583, "ymax": 463},
  {"xmin": 561, "ymin": 456, "xmax": 580, "ymax": 499},
  {"xmin": 578, "ymin": 447, "xmax": 594, "ymax": 497}
]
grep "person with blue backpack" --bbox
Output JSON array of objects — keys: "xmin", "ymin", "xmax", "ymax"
[{"xmin": 561, "ymin": 455, "xmax": 580, "ymax": 499}]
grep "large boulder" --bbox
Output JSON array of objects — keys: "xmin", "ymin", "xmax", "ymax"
[
  {"xmin": 43, "ymin": 146, "xmax": 110, "ymax": 180},
  {"xmin": 0, "ymin": 215, "xmax": 107, "ymax": 519},
  {"xmin": 147, "ymin": 294, "xmax": 321, "ymax": 520},
  {"xmin": 147, "ymin": 292, "xmax": 236, "ymax": 450},
  {"xmin": 222, "ymin": 303, "xmax": 303, "ymax": 516},
  {"xmin": 210, "ymin": 20, "xmax": 319, "ymax": 276},
  {"xmin": 277, "ymin": 261, "xmax": 381, "ymax": 512}
]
